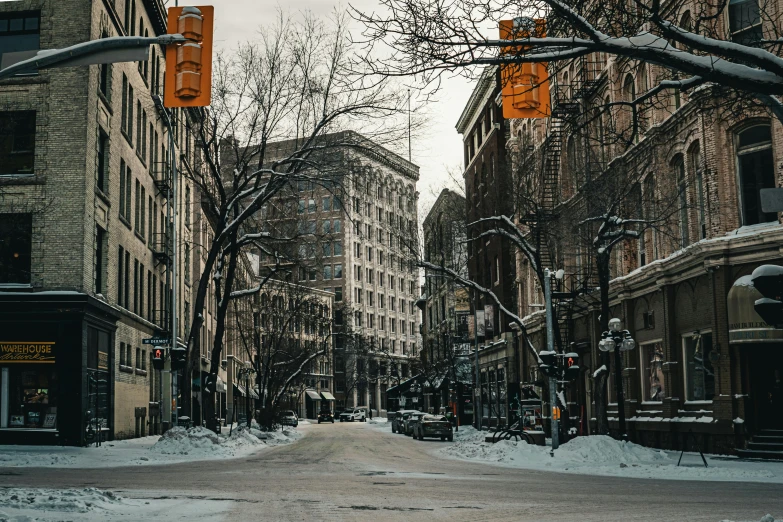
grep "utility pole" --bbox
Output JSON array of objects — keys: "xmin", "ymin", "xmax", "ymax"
[{"xmin": 544, "ymin": 269, "xmax": 559, "ymax": 453}]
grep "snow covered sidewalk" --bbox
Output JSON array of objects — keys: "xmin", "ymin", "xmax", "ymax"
[
  {"xmin": 0, "ymin": 487, "xmax": 229, "ymax": 521},
  {"xmin": 437, "ymin": 427, "xmax": 783, "ymax": 484},
  {"xmin": 0, "ymin": 423, "xmax": 305, "ymax": 469}
]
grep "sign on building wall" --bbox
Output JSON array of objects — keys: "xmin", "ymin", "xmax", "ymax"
[
  {"xmin": 484, "ymin": 305, "xmax": 495, "ymax": 335},
  {"xmin": 476, "ymin": 310, "xmax": 486, "ymax": 337},
  {"xmin": 0, "ymin": 342, "xmax": 55, "ymax": 363}
]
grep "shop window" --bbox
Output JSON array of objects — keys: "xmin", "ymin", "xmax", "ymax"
[
  {"xmin": 736, "ymin": 124, "xmax": 775, "ymax": 225},
  {"xmin": 2, "ymin": 364, "xmax": 57, "ymax": 429},
  {"xmin": 640, "ymin": 341, "xmax": 666, "ymax": 401},
  {"xmin": 0, "ymin": 213, "xmax": 32, "ymax": 285},
  {"xmin": 0, "ymin": 11, "xmax": 40, "ymax": 70},
  {"xmin": 0, "ymin": 111, "xmax": 36, "ymax": 175},
  {"xmin": 683, "ymin": 333, "xmax": 715, "ymax": 401}
]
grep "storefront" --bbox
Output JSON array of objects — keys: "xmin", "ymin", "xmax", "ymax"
[{"xmin": 0, "ymin": 293, "xmax": 118, "ymax": 445}]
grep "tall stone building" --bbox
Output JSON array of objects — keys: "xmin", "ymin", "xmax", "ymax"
[
  {"xmin": 0, "ymin": 0, "xmax": 199, "ymax": 444},
  {"xmin": 256, "ymin": 132, "xmax": 421, "ymax": 414},
  {"xmin": 457, "ymin": 66, "xmax": 519, "ymax": 428}
]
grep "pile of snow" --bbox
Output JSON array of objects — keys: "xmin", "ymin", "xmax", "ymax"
[
  {"xmin": 367, "ymin": 417, "xmax": 388, "ymax": 425},
  {"xmin": 721, "ymin": 517, "xmax": 780, "ymax": 522},
  {"xmin": 437, "ymin": 428, "xmax": 783, "ymax": 483},
  {"xmin": 0, "ymin": 487, "xmax": 121, "ymax": 514},
  {"xmin": 150, "ymin": 425, "xmax": 301, "ymax": 458},
  {"xmin": 0, "ymin": 487, "xmax": 230, "ymax": 521}
]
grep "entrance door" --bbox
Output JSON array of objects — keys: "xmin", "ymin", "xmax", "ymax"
[{"xmin": 747, "ymin": 347, "xmax": 783, "ymax": 430}]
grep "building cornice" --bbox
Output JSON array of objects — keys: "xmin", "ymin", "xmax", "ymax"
[{"xmin": 456, "ymin": 66, "xmax": 498, "ymax": 135}]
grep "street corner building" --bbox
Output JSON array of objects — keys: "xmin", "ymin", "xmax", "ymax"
[
  {"xmin": 0, "ymin": 0, "xmax": 200, "ymax": 445},
  {"xmin": 457, "ymin": 41, "xmax": 783, "ymax": 453}
]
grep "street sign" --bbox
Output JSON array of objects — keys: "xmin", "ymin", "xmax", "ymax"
[{"xmin": 143, "ymin": 338, "xmax": 171, "ymax": 346}]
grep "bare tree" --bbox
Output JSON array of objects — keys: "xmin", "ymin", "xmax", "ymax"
[
  {"xmin": 354, "ymin": 0, "xmax": 783, "ymax": 122},
  {"xmin": 179, "ymin": 9, "xmax": 412, "ymax": 431}
]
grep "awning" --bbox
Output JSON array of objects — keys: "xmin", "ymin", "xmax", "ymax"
[
  {"xmin": 248, "ymin": 386, "xmax": 259, "ymax": 400},
  {"xmin": 321, "ymin": 391, "xmax": 336, "ymax": 401},
  {"xmin": 728, "ymin": 274, "xmax": 783, "ymax": 343},
  {"xmin": 234, "ymin": 383, "xmax": 246, "ymax": 397},
  {"xmin": 386, "ymin": 374, "xmax": 423, "ymax": 395},
  {"xmin": 305, "ymin": 390, "xmax": 321, "ymax": 400}
]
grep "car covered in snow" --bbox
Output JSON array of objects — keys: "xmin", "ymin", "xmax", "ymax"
[
  {"xmin": 412, "ymin": 415, "xmax": 454, "ymax": 441},
  {"xmin": 391, "ymin": 410, "xmax": 420, "ymax": 433},
  {"xmin": 279, "ymin": 410, "xmax": 298, "ymax": 427},
  {"xmin": 317, "ymin": 411, "xmax": 334, "ymax": 423},
  {"xmin": 339, "ymin": 408, "xmax": 366, "ymax": 422}
]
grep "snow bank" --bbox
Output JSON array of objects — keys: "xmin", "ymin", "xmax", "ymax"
[
  {"xmin": 721, "ymin": 516, "xmax": 780, "ymax": 522},
  {"xmin": 437, "ymin": 428, "xmax": 783, "ymax": 483},
  {"xmin": 0, "ymin": 425, "xmax": 304, "ymax": 469},
  {"xmin": 0, "ymin": 487, "xmax": 121, "ymax": 514},
  {"xmin": 367, "ymin": 417, "xmax": 388, "ymax": 425},
  {"xmin": 0, "ymin": 487, "xmax": 229, "ymax": 521}
]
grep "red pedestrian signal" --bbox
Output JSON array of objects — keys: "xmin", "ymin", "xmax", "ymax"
[{"xmin": 152, "ymin": 348, "xmax": 165, "ymax": 370}]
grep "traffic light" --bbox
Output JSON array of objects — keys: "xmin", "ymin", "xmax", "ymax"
[
  {"xmin": 539, "ymin": 350, "xmax": 557, "ymax": 377},
  {"xmin": 751, "ymin": 264, "xmax": 783, "ymax": 328},
  {"xmin": 164, "ymin": 5, "xmax": 214, "ymax": 108},
  {"xmin": 152, "ymin": 348, "xmax": 166, "ymax": 370},
  {"xmin": 171, "ymin": 346, "xmax": 187, "ymax": 370},
  {"xmin": 499, "ymin": 18, "xmax": 551, "ymax": 119},
  {"xmin": 563, "ymin": 352, "xmax": 580, "ymax": 381}
]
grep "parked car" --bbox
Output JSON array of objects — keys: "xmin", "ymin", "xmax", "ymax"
[
  {"xmin": 279, "ymin": 410, "xmax": 298, "ymax": 427},
  {"xmin": 391, "ymin": 410, "xmax": 419, "ymax": 433},
  {"xmin": 339, "ymin": 408, "xmax": 366, "ymax": 422},
  {"xmin": 412, "ymin": 415, "xmax": 454, "ymax": 441},
  {"xmin": 317, "ymin": 411, "xmax": 334, "ymax": 424},
  {"xmin": 403, "ymin": 412, "xmax": 426, "ymax": 436}
]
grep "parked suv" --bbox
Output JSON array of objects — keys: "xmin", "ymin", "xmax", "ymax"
[
  {"xmin": 391, "ymin": 410, "xmax": 419, "ymax": 433},
  {"xmin": 339, "ymin": 408, "xmax": 366, "ymax": 422},
  {"xmin": 279, "ymin": 410, "xmax": 298, "ymax": 427},
  {"xmin": 413, "ymin": 415, "xmax": 454, "ymax": 441}
]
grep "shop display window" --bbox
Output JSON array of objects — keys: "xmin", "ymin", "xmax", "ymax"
[
  {"xmin": 684, "ymin": 333, "xmax": 715, "ymax": 401},
  {"xmin": 2, "ymin": 365, "xmax": 58, "ymax": 429},
  {"xmin": 641, "ymin": 341, "xmax": 666, "ymax": 402}
]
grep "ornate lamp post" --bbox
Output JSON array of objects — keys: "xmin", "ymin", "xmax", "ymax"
[{"xmin": 598, "ymin": 318, "xmax": 635, "ymax": 440}]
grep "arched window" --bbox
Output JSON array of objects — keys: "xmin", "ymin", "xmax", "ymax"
[
  {"xmin": 643, "ymin": 174, "xmax": 657, "ymax": 262},
  {"xmin": 729, "ymin": 0, "xmax": 762, "ymax": 45},
  {"xmin": 689, "ymin": 143, "xmax": 707, "ymax": 239},
  {"xmin": 672, "ymin": 155, "xmax": 689, "ymax": 247},
  {"xmin": 736, "ymin": 124, "xmax": 776, "ymax": 225},
  {"xmin": 622, "ymin": 74, "xmax": 636, "ymax": 102}
]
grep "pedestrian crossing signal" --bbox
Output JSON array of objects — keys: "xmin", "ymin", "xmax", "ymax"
[{"xmin": 152, "ymin": 348, "xmax": 165, "ymax": 370}]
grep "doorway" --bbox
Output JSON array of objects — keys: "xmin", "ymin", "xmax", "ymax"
[{"xmin": 746, "ymin": 346, "xmax": 783, "ymax": 430}]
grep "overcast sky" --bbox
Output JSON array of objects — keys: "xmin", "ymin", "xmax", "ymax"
[{"xmin": 172, "ymin": 0, "xmax": 474, "ymax": 216}]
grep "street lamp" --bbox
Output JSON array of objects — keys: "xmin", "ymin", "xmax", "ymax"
[{"xmin": 599, "ymin": 318, "xmax": 635, "ymax": 439}]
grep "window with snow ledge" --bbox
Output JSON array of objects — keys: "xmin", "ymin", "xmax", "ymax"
[
  {"xmin": 736, "ymin": 124, "xmax": 776, "ymax": 226},
  {"xmin": 682, "ymin": 332, "xmax": 714, "ymax": 401}
]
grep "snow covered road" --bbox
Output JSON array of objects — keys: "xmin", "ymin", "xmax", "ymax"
[{"xmin": 0, "ymin": 422, "xmax": 781, "ymax": 521}]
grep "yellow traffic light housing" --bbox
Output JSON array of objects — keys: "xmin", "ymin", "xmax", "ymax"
[
  {"xmin": 499, "ymin": 18, "xmax": 551, "ymax": 119},
  {"xmin": 164, "ymin": 5, "xmax": 213, "ymax": 108}
]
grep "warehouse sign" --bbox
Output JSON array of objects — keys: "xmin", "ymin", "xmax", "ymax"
[{"xmin": 0, "ymin": 342, "xmax": 56, "ymax": 363}]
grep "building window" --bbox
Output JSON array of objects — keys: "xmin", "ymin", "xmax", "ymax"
[
  {"xmin": 334, "ymin": 264, "xmax": 342, "ymax": 279},
  {"xmin": 736, "ymin": 124, "xmax": 776, "ymax": 225},
  {"xmin": 323, "ymin": 264, "xmax": 332, "ymax": 280},
  {"xmin": 95, "ymin": 225, "xmax": 106, "ymax": 294},
  {"xmin": 0, "ymin": 11, "xmax": 40, "ymax": 68},
  {"xmin": 334, "ymin": 286, "xmax": 342, "ymax": 301},
  {"xmin": 640, "ymin": 341, "xmax": 665, "ymax": 402},
  {"xmin": 0, "ymin": 213, "xmax": 32, "ymax": 285},
  {"xmin": 729, "ymin": 0, "xmax": 762, "ymax": 45},
  {"xmin": 333, "ymin": 242, "xmax": 342, "ymax": 256},
  {"xmin": 96, "ymin": 130, "xmax": 109, "ymax": 192},
  {"xmin": 673, "ymin": 155, "xmax": 689, "ymax": 247},
  {"xmin": 683, "ymin": 332, "xmax": 715, "ymax": 401},
  {"xmin": 0, "ymin": 111, "xmax": 36, "ymax": 175},
  {"xmin": 690, "ymin": 144, "xmax": 707, "ymax": 239}
]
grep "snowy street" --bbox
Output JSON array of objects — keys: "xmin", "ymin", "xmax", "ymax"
[{"xmin": 1, "ymin": 422, "xmax": 782, "ymax": 521}]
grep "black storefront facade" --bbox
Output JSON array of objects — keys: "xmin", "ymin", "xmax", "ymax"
[{"xmin": 0, "ymin": 293, "xmax": 118, "ymax": 446}]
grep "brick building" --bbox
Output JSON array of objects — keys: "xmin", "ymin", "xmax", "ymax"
[
  {"xmin": 0, "ymin": 0, "xmax": 200, "ymax": 444},
  {"xmin": 457, "ymin": 66, "xmax": 520, "ymax": 428},
  {"xmin": 508, "ymin": 9, "xmax": 783, "ymax": 453}
]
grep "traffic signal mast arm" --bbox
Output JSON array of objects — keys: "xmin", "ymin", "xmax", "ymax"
[{"xmin": 0, "ymin": 35, "xmax": 186, "ymax": 80}]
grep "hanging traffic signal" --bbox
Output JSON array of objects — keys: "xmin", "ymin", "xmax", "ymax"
[
  {"xmin": 563, "ymin": 352, "xmax": 580, "ymax": 381},
  {"xmin": 751, "ymin": 265, "xmax": 783, "ymax": 328},
  {"xmin": 171, "ymin": 346, "xmax": 187, "ymax": 370},
  {"xmin": 499, "ymin": 18, "xmax": 551, "ymax": 119},
  {"xmin": 164, "ymin": 5, "xmax": 214, "ymax": 108},
  {"xmin": 152, "ymin": 348, "xmax": 166, "ymax": 370}
]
